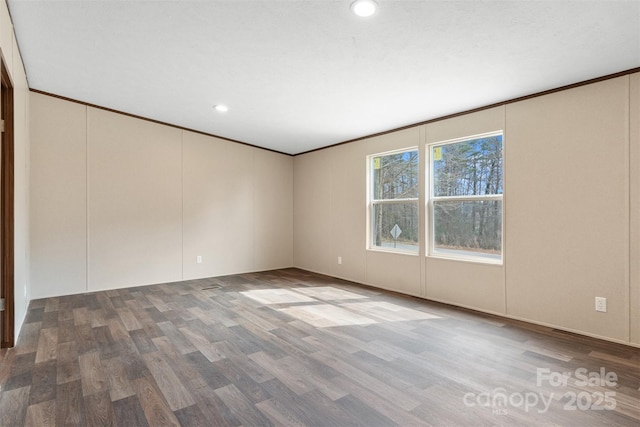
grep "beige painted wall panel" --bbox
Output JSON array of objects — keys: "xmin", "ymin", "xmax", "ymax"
[
  {"xmin": 427, "ymin": 106, "xmax": 505, "ymax": 143},
  {"xmin": 365, "ymin": 251, "xmax": 421, "ymax": 296},
  {"xmin": 252, "ymin": 148, "xmax": 293, "ymax": 271},
  {"xmin": 630, "ymin": 73, "xmax": 640, "ymax": 345},
  {"xmin": 426, "ymin": 259, "xmax": 505, "ymax": 313},
  {"xmin": 87, "ymin": 108, "xmax": 182, "ymax": 290},
  {"xmin": 30, "ymin": 93, "xmax": 87, "ymax": 298},
  {"xmin": 12, "ymin": 38, "xmax": 30, "ymax": 334},
  {"xmin": 182, "ymin": 132, "xmax": 255, "ymax": 278},
  {"xmin": 329, "ymin": 142, "xmax": 366, "ymax": 283},
  {"xmin": 506, "ymin": 78, "xmax": 629, "ymax": 340},
  {"xmin": 183, "ymin": 133, "xmax": 293, "ymax": 278},
  {"xmin": 293, "ymin": 150, "xmax": 333, "ymax": 274},
  {"xmin": 359, "ymin": 127, "xmax": 420, "ymax": 159},
  {"xmin": 425, "ymin": 106, "xmax": 506, "ymax": 313}
]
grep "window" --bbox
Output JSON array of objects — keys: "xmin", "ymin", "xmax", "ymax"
[
  {"xmin": 428, "ymin": 132, "xmax": 503, "ymax": 263},
  {"xmin": 368, "ymin": 148, "xmax": 419, "ymax": 253}
]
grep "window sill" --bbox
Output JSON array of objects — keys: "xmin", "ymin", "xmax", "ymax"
[
  {"xmin": 367, "ymin": 247, "xmax": 419, "ymax": 256},
  {"xmin": 427, "ymin": 253, "xmax": 503, "ymax": 266}
]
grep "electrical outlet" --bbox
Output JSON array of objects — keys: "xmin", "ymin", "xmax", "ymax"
[
  {"xmin": 196, "ymin": 255, "xmax": 202, "ymax": 264},
  {"xmin": 337, "ymin": 256, "xmax": 342, "ymax": 265},
  {"xmin": 595, "ymin": 297, "xmax": 607, "ymax": 312}
]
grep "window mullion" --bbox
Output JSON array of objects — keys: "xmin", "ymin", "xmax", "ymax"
[
  {"xmin": 431, "ymin": 194, "xmax": 502, "ymax": 202},
  {"xmin": 372, "ymin": 198, "xmax": 419, "ymax": 204}
]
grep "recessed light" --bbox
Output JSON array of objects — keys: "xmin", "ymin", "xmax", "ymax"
[
  {"xmin": 214, "ymin": 104, "xmax": 229, "ymax": 112},
  {"xmin": 351, "ymin": 0, "xmax": 378, "ymax": 17}
]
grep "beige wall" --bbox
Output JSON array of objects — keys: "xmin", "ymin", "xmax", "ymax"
[
  {"xmin": 182, "ymin": 132, "xmax": 293, "ymax": 279},
  {"xmin": 183, "ymin": 132, "xmax": 253, "ymax": 279},
  {"xmin": 294, "ymin": 76, "xmax": 639, "ymax": 346},
  {"xmin": 251, "ymin": 148, "xmax": 293, "ymax": 272},
  {"xmin": 293, "ymin": 148, "xmax": 335, "ymax": 276},
  {"xmin": 506, "ymin": 77, "xmax": 629, "ymax": 341},
  {"xmin": 505, "ymin": 77, "xmax": 629, "ymax": 341},
  {"xmin": 30, "ymin": 95, "xmax": 86, "ymax": 297},
  {"xmin": 30, "ymin": 92, "xmax": 293, "ymax": 298},
  {"xmin": 87, "ymin": 108, "xmax": 183, "ymax": 291},
  {"xmin": 631, "ymin": 73, "xmax": 640, "ymax": 345},
  {"xmin": 1, "ymin": 0, "xmax": 30, "ymax": 340}
]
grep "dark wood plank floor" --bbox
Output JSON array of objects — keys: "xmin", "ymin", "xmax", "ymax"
[{"xmin": 0, "ymin": 268, "xmax": 638, "ymax": 426}]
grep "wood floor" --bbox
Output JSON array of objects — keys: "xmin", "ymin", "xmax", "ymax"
[{"xmin": 0, "ymin": 268, "xmax": 638, "ymax": 426}]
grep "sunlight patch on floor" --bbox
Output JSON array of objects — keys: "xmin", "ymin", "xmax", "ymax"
[
  {"xmin": 240, "ymin": 289, "xmax": 315, "ymax": 304},
  {"xmin": 292, "ymin": 286, "xmax": 366, "ymax": 301},
  {"xmin": 241, "ymin": 286, "xmax": 440, "ymax": 327},
  {"xmin": 277, "ymin": 304, "xmax": 377, "ymax": 327},
  {"xmin": 341, "ymin": 301, "xmax": 441, "ymax": 322}
]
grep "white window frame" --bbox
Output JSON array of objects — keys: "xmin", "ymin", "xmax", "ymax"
[
  {"xmin": 367, "ymin": 147, "xmax": 419, "ymax": 254},
  {"xmin": 427, "ymin": 131, "xmax": 504, "ymax": 264}
]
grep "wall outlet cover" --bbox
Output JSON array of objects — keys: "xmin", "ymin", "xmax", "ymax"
[{"xmin": 595, "ymin": 297, "xmax": 607, "ymax": 312}]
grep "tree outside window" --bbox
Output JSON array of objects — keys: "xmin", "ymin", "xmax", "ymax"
[
  {"xmin": 369, "ymin": 149, "xmax": 419, "ymax": 253},
  {"xmin": 429, "ymin": 132, "xmax": 503, "ymax": 263}
]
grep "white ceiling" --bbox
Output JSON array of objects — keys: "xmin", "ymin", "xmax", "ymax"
[{"xmin": 8, "ymin": 0, "xmax": 640, "ymax": 155}]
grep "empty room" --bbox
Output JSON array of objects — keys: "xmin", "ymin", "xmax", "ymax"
[{"xmin": 0, "ymin": 0, "xmax": 639, "ymax": 426}]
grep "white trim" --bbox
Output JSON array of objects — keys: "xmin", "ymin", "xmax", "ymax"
[
  {"xmin": 429, "ymin": 250, "xmax": 503, "ymax": 265},
  {"xmin": 369, "ymin": 146, "xmax": 419, "ymax": 158},
  {"xmin": 365, "ymin": 246, "xmax": 419, "ymax": 256}
]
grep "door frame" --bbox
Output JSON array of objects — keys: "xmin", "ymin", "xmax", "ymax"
[{"xmin": 1, "ymin": 56, "xmax": 14, "ymax": 348}]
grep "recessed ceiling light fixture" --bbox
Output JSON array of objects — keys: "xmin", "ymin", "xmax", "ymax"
[
  {"xmin": 214, "ymin": 104, "xmax": 229, "ymax": 112},
  {"xmin": 351, "ymin": 0, "xmax": 378, "ymax": 17}
]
